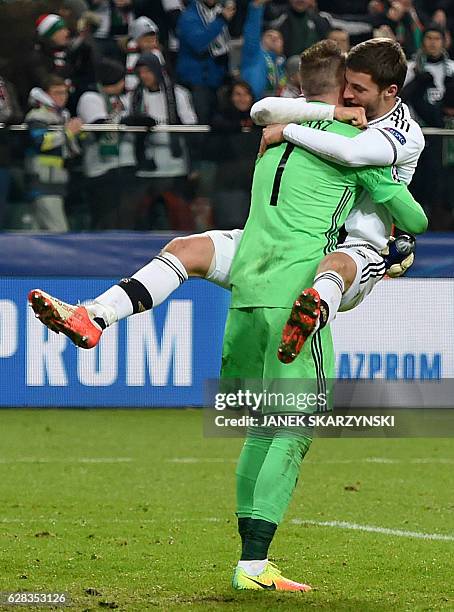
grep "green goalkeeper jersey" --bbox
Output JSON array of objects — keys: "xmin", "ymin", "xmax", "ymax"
[{"xmin": 230, "ymin": 114, "xmax": 420, "ymax": 309}]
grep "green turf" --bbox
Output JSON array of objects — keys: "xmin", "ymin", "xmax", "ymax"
[{"xmin": 0, "ymin": 409, "xmax": 453, "ymax": 611}]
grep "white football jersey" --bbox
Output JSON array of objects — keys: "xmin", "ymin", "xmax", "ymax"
[{"xmin": 343, "ymin": 99, "xmax": 425, "ymax": 250}]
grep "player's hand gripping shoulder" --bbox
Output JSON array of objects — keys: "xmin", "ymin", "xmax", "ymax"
[
  {"xmin": 333, "ymin": 106, "xmax": 368, "ymax": 129},
  {"xmin": 259, "ymin": 124, "xmax": 286, "ymax": 156}
]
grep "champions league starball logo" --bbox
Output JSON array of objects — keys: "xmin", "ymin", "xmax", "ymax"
[{"xmin": 394, "ymin": 234, "xmax": 416, "ymax": 256}]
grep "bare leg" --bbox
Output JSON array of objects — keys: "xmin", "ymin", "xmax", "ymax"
[
  {"xmin": 163, "ymin": 235, "xmax": 215, "ymax": 278},
  {"xmin": 315, "ymin": 252, "xmax": 356, "ymax": 290}
]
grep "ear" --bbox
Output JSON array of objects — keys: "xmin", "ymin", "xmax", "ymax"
[{"xmin": 384, "ymin": 84, "xmax": 398, "ymax": 99}]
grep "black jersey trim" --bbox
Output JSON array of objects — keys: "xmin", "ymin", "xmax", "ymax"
[
  {"xmin": 311, "ymin": 331, "xmax": 327, "ymax": 409},
  {"xmin": 368, "ymin": 100, "xmax": 403, "ymax": 126},
  {"xmin": 324, "ymin": 187, "xmax": 353, "ymax": 255},
  {"xmin": 376, "ymin": 128, "xmax": 398, "ymax": 165}
]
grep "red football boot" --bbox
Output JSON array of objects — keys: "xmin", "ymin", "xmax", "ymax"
[
  {"xmin": 28, "ymin": 289, "xmax": 102, "ymax": 349},
  {"xmin": 278, "ymin": 288, "xmax": 321, "ymax": 364}
]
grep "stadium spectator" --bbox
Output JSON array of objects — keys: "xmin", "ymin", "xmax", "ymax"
[
  {"xmin": 210, "ymin": 80, "xmax": 261, "ymax": 228},
  {"xmin": 271, "ymin": 0, "xmax": 330, "ymax": 57},
  {"xmin": 59, "ymin": 0, "xmax": 90, "ymax": 30},
  {"xmin": 327, "ymin": 27, "xmax": 351, "ymax": 52},
  {"xmin": 125, "ymin": 17, "xmax": 163, "ymax": 94},
  {"xmin": 28, "ymin": 14, "xmax": 73, "ymax": 93},
  {"xmin": 384, "ymin": 0, "xmax": 425, "ymax": 58},
  {"xmin": 176, "ymin": 0, "xmax": 236, "ymax": 123},
  {"xmin": 77, "ymin": 58, "xmax": 136, "ymax": 228},
  {"xmin": 429, "ymin": 5, "xmax": 453, "ymax": 54},
  {"xmin": 129, "ymin": 52, "xmax": 197, "ymax": 229},
  {"xmin": 317, "ymin": 0, "xmax": 370, "ymax": 12},
  {"xmin": 372, "ymin": 23, "xmax": 397, "ymax": 39},
  {"xmin": 25, "ymin": 76, "xmax": 81, "ymax": 231},
  {"xmin": 88, "ymin": 0, "xmax": 135, "ymax": 61},
  {"xmin": 0, "ymin": 75, "xmax": 22, "ymax": 229},
  {"xmin": 280, "ymin": 55, "xmax": 301, "ymax": 98},
  {"xmin": 404, "ymin": 24, "xmax": 454, "ymax": 122},
  {"xmin": 403, "ymin": 24, "xmax": 454, "ymax": 226},
  {"xmin": 241, "ymin": 0, "xmax": 286, "ymax": 100},
  {"xmin": 441, "ymin": 77, "xmax": 454, "ymax": 219},
  {"xmin": 368, "ymin": 1, "xmax": 386, "ymax": 16},
  {"xmin": 66, "ymin": 11, "xmax": 102, "ymax": 113},
  {"xmin": 133, "ymin": 0, "xmax": 184, "ymax": 53}
]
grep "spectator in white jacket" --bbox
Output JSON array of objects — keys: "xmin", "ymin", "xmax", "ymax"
[
  {"xmin": 129, "ymin": 52, "xmax": 197, "ymax": 229},
  {"xmin": 77, "ymin": 58, "xmax": 136, "ymax": 228},
  {"xmin": 125, "ymin": 17, "xmax": 164, "ymax": 93}
]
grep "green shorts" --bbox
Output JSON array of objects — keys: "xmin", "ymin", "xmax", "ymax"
[{"xmin": 220, "ymin": 307, "xmax": 334, "ymax": 415}]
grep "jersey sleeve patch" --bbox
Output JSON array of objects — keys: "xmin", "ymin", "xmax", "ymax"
[{"xmin": 383, "ymin": 127, "xmax": 407, "ymax": 146}]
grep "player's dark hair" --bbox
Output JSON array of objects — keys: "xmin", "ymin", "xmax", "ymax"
[
  {"xmin": 346, "ymin": 38, "xmax": 407, "ymax": 92},
  {"xmin": 299, "ymin": 39, "xmax": 346, "ymax": 99}
]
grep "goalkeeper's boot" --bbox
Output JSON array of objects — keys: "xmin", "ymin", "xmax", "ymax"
[
  {"xmin": 28, "ymin": 289, "xmax": 102, "ymax": 349},
  {"xmin": 278, "ymin": 288, "xmax": 320, "ymax": 364},
  {"xmin": 232, "ymin": 561, "xmax": 311, "ymax": 592}
]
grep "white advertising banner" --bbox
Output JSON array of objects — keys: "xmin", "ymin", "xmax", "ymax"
[{"xmin": 332, "ymin": 279, "xmax": 454, "ymax": 380}]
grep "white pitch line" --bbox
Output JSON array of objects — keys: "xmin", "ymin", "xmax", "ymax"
[
  {"xmin": 0, "ymin": 457, "xmax": 133, "ymax": 464},
  {"xmin": 1, "ymin": 515, "xmax": 453, "ymax": 541},
  {"xmin": 0, "ymin": 517, "xmax": 223, "ymax": 524},
  {"xmin": 291, "ymin": 519, "xmax": 454, "ymax": 542},
  {"xmin": 166, "ymin": 457, "xmax": 454, "ymax": 465}
]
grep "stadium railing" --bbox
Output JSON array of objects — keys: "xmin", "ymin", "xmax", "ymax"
[
  {"xmin": 0, "ymin": 124, "xmax": 453, "ymax": 406},
  {"xmin": 0, "ymin": 123, "xmax": 261, "ymax": 232},
  {"xmin": 0, "ymin": 123, "xmax": 453, "ymax": 233}
]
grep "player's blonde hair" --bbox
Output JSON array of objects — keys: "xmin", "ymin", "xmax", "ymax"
[{"xmin": 299, "ymin": 40, "xmax": 346, "ymax": 99}]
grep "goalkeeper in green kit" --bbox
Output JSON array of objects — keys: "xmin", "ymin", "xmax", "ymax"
[{"xmin": 225, "ymin": 40, "xmax": 427, "ymax": 592}]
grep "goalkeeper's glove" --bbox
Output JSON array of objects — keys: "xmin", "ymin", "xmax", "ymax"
[{"xmin": 381, "ymin": 234, "xmax": 416, "ymax": 278}]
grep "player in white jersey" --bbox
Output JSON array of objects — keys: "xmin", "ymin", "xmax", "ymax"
[
  {"xmin": 28, "ymin": 39, "xmax": 426, "ymax": 353},
  {"xmin": 255, "ymin": 38, "xmax": 426, "ymax": 360}
]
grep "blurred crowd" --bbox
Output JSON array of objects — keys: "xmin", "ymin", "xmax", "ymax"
[{"xmin": 1, "ymin": 0, "xmax": 454, "ymax": 231}]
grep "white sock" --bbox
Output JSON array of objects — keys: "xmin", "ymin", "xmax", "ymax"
[
  {"xmin": 237, "ymin": 559, "xmax": 268, "ymax": 576},
  {"xmin": 90, "ymin": 252, "xmax": 188, "ymax": 326},
  {"xmin": 133, "ymin": 252, "xmax": 188, "ymax": 305},
  {"xmin": 313, "ymin": 270, "xmax": 344, "ymax": 326}
]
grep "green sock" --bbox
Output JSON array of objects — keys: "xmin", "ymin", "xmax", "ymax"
[
  {"xmin": 236, "ymin": 434, "xmax": 272, "ymax": 519},
  {"xmin": 251, "ymin": 434, "xmax": 312, "ymax": 525}
]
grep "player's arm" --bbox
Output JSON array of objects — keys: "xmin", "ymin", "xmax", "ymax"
[
  {"xmin": 251, "ymin": 97, "xmax": 335, "ymax": 126},
  {"xmin": 282, "ymin": 124, "xmax": 408, "ymax": 167},
  {"xmin": 358, "ymin": 166, "xmax": 428, "ymax": 234},
  {"xmin": 382, "ymin": 191, "xmax": 427, "ymax": 235},
  {"xmin": 251, "ymin": 97, "xmax": 367, "ymax": 127}
]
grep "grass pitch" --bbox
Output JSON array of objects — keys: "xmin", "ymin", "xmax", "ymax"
[{"xmin": 0, "ymin": 409, "xmax": 453, "ymax": 611}]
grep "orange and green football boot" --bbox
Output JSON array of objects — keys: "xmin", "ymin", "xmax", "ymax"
[
  {"xmin": 28, "ymin": 289, "xmax": 103, "ymax": 349},
  {"xmin": 278, "ymin": 288, "xmax": 320, "ymax": 364},
  {"xmin": 232, "ymin": 561, "xmax": 312, "ymax": 592}
]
